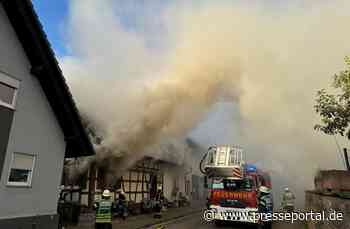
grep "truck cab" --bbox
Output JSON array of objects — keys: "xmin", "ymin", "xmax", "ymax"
[
  {"xmin": 200, "ymin": 145, "xmax": 273, "ymax": 225},
  {"xmin": 207, "ymin": 176, "xmax": 259, "ymax": 224}
]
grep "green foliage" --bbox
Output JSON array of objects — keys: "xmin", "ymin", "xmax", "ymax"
[{"xmin": 314, "ymin": 57, "xmax": 350, "ymax": 139}]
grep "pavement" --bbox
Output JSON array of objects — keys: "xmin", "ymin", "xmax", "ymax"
[
  {"xmin": 148, "ymin": 212, "xmax": 306, "ymax": 229},
  {"xmin": 66, "ymin": 202, "xmax": 306, "ymax": 229},
  {"xmin": 66, "ymin": 202, "xmax": 203, "ymax": 229}
]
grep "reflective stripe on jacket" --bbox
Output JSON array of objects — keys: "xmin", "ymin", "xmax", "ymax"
[{"xmin": 96, "ymin": 200, "xmax": 113, "ymax": 223}]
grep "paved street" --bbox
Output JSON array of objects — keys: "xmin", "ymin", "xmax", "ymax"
[
  {"xmin": 67, "ymin": 203, "xmax": 203, "ymax": 229},
  {"xmin": 147, "ymin": 213, "xmax": 253, "ymax": 229},
  {"xmin": 147, "ymin": 212, "xmax": 304, "ymax": 229},
  {"xmin": 68, "ymin": 209, "xmax": 306, "ymax": 229}
]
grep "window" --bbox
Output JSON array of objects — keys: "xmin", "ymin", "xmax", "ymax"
[
  {"xmin": 7, "ymin": 153, "xmax": 36, "ymax": 187},
  {"xmin": 217, "ymin": 150, "xmax": 226, "ymax": 166},
  {"xmin": 0, "ymin": 72, "xmax": 19, "ymax": 109},
  {"xmin": 229, "ymin": 149, "xmax": 236, "ymax": 165},
  {"xmin": 229, "ymin": 148, "xmax": 243, "ymax": 165},
  {"xmin": 207, "ymin": 148, "xmax": 216, "ymax": 165}
]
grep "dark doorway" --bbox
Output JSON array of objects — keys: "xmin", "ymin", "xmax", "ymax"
[{"xmin": 149, "ymin": 174, "xmax": 157, "ymax": 199}]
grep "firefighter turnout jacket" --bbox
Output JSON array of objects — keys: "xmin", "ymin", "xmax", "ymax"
[{"xmin": 95, "ymin": 200, "xmax": 113, "ymax": 223}]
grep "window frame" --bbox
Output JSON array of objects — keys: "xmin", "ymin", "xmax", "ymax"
[
  {"xmin": 0, "ymin": 71, "xmax": 20, "ymax": 110},
  {"xmin": 217, "ymin": 150, "xmax": 226, "ymax": 166},
  {"xmin": 7, "ymin": 152, "xmax": 36, "ymax": 187},
  {"xmin": 207, "ymin": 148, "xmax": 217, "ymax": 165}
]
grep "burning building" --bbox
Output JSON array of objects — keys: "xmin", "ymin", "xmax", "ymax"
[{"xmin": 62, "ymin": 138, "xmax": 205, "ymax": 211}]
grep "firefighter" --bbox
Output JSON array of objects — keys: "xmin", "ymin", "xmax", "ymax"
[
  {"xmin": 281, "ymin": 187, "xmax": 295, "ymax": 212},
  {"xmin": 115, "ymin": 189, "xmax": 127, "ymax": 220},
  {"xmin": 154, "ymin": 187, "xmax": 164, "ymax": 218},
  {"xmin": 94, "ymin": 189, "xmax": 113, "ymax": 229},
  {"xmin": 258, "ymin": 186, "xmax": 272, "ymax": 229},
  {"xmin": 258, "ymin": 186, "xmax": 272, "ymax": 213},
  {"xmin": 117, "ymin": 189, "xmax": 126, "ymax": 201}
]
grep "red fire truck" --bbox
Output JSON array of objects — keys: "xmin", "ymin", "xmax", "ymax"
[{"xmin": 200, "ymin": 145, "xmax": 273, "ymax": 226}]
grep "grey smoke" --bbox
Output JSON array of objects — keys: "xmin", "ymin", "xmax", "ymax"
[{"xmin": 60, "ymin": 0, "xmax": 350, "ymax": 207}]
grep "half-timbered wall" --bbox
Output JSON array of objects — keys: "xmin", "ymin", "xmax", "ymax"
[{"xmin": 121, "ymin": 158, "xmax": 163, "ymax": 203}]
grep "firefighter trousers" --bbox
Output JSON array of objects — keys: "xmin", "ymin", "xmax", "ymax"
[{"xmin": 95, "ymin": 223, "xmax": 112, "ymax": 229}]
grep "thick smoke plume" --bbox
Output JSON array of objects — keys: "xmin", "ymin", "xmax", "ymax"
[
  {"xmin": 62, "ymin": 0, "xmax": 242, "ymax": 161},
  {"xmin": 61, "ymin": 0, "xmax": 350, "ymax": 206}
]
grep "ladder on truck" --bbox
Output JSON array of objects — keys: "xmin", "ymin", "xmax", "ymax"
[{"xmin": 200, "ymin": 145, "xmax": 245, "ymax": 179}]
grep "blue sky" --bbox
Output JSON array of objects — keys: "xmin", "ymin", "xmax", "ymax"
[
  {"xmin": 31, "ymin": 0, "xmax": 288, "ymax": 58},
  {"xmin": 32, "ymin": 0, "xmax": 69, "ymax": 57},
  {"xmin": 31, "ymin": 0, "xmax": 173, "ymax": 57}
]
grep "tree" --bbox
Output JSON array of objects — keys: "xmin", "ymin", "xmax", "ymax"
[{"xmin": 314, "ymin": 56, "xmax": 350, "ymax": 139}]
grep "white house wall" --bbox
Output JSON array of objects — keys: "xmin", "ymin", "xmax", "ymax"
[
  {"xmin": 0, "ymin": 4, "xmax": 65, "ymax": 220},
  {"xmin": 163, "ymin": 168, "xmax": 176, "ymax": 201}
]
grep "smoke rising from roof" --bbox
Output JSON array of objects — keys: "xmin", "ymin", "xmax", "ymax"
[
  {"xmin": 62, "ymin": 0, "xmax": 242, "ymax": 159},
  {"xmin": 61, "ymin": 0, "xmax": 350, "ymax": 206}
]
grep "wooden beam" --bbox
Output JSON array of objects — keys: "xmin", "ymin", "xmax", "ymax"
[
  {"xmin": 121, "ymin": 176, "xmax": 125, "ymax": 193},
  {"xmin": 134, "ymin": 170, "xmax": 140, "ymax": 202},
  {"xmin": 120, "ymin": 179, "xmax": 150, "ymax": 183},
  {"xmin": 129, "ymin": 171, "xmax": 131, "ymax": 201},
  {"xmin": 88, "ymin": 163, "xmax": 97, "ymax": 209},
  {"xmin": 141, "ymin": 165, "xmax": 145, "ymax": 201},
  {"xmin": 125, "ymin": 191, "xmax": 148, "ymax": 194}
]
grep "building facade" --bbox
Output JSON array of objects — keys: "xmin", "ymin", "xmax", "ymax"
[
  {"xmin": 63, "ymin": 140, "xmax": 206, "ymax": 210},
  {"xmin": 0, "ymin": 1, "xmax": 94, "ymax": 228},
  {"xmin": 76, "ymin": 157, "xmax": 204, "ymax": 208}
]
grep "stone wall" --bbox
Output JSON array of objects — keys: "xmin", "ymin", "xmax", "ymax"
[
  {"xmin": 314, "ymin": 170, "xmax": 350, "ymax": 194},
  {"xmin": 305, "ymin": 191, "xmax": 350, "ymax": 229}
]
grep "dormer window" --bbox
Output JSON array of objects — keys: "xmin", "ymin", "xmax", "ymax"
[{"xmin": 0, "ymin": 72, "xmax": 19, "ymax": 109}]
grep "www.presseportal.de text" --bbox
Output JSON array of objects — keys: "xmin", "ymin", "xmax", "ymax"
[{"xmin": 203, "ymin": 209, "xmax": 344, "ymax": 223}]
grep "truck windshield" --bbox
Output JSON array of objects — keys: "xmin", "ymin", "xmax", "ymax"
[{"xmin": 211, "ymin": 178, "xmax": 254, "ymax": 191}]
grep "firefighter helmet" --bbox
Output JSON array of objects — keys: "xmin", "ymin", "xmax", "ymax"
[
  {"xmin": 259, "ymin": 186, "xmax": 270, "ymax": 194},
  {"xmin": 102, "ymin": 189, "xmax": 111, "ymax": 197}
]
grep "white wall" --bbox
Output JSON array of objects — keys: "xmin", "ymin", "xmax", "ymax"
[
  {"xmin": 162, "ymin": 164, "xmax": 193, "ymax": 201},
  {"xmin": 0, "ymin": 5, "xmax": 66, "ymax": 219},
  {"xmin": 163, "ymin": 167, "xmax": 176, "ymax": 201}
]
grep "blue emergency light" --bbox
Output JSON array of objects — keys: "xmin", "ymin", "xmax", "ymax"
[{"xmin": 245, "ymin": 164, "xmax": 257, "ymax": 173}]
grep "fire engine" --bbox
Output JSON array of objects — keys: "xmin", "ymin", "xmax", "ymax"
[{"xmin": 200, "ymin": 145, "xmax": 273, "ymax": 226}]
